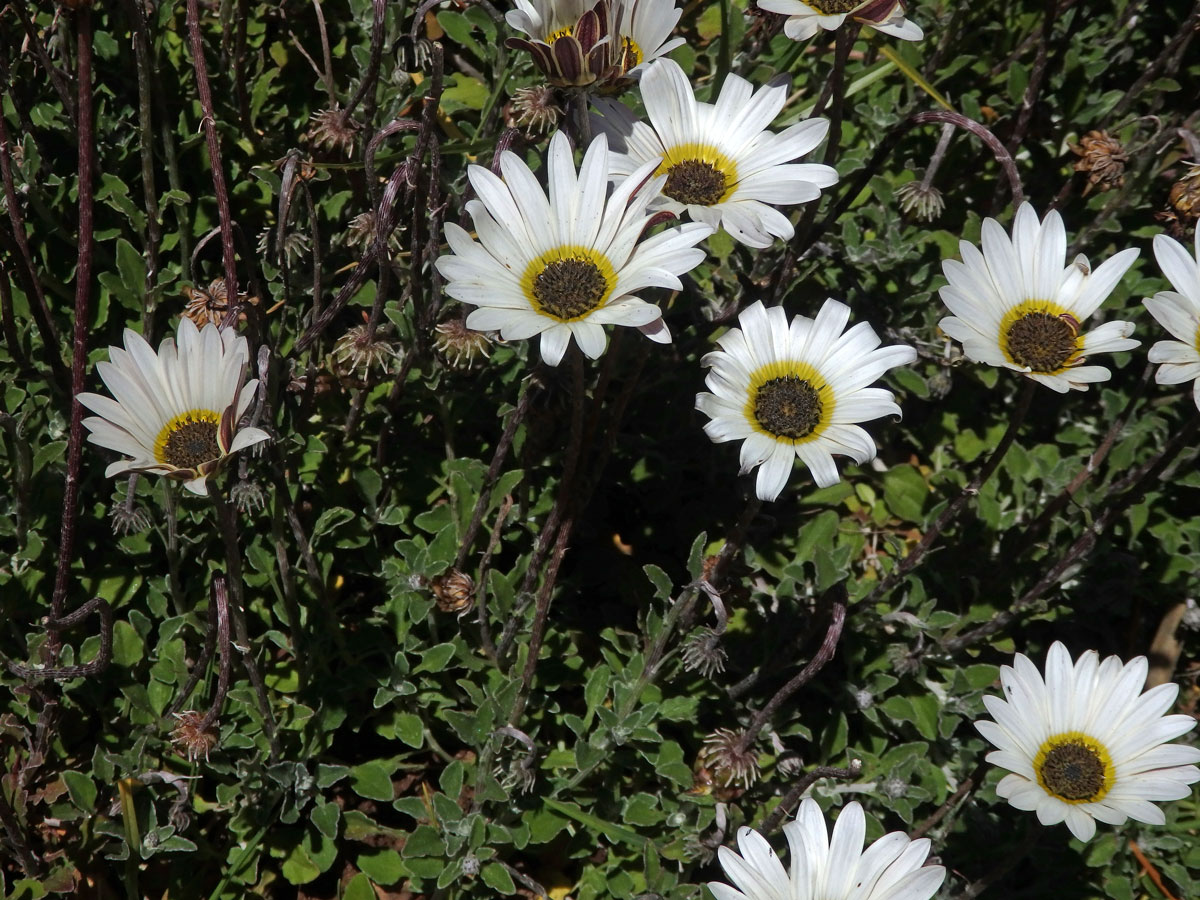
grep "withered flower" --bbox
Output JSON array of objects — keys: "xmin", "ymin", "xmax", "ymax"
[
  {"xmin": 433, "ymin": 317, "xmax": 493, "ymax": 368},
  {"xmin": 1070, "ymin": 130, "xmax": 1128, "ymax": 195},
  {"xmin": 432, "ymin": 568, "xmax": 475, "ymax": 613},
  {"xmin": 306, "ymin": 108, "xmax": 361, "ymax": 156},
  {"xmin": 508, "ymin": 85, "xmax": 565, "ymax": 134}
]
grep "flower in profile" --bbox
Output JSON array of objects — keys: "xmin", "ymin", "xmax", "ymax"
[
  {"xmin": 1144, "ymin": 231, "xmax": 1200, "ymax": 410},
  {"xmin": 612, "ymin": 0, "xmax": 685, "ymax": 76},
  {"xmin": 756, "ymin": 0, "xmax": 923, "ymax": 42},
  {"xmin": 696, "ymin": 299, "xmax": 915, "ymax": 501},
  {"xmin": 505, "ymin": 0, "xmax": 618, "ymax": 87},
  {"xmin": 709, "ymin": 799, "xmax": 944, "ymax": 900},
  {"xmin": 938, "ymin": 203, "xmax": 1140, "ymax": 392},
  {"xmin": 975, "ymin": 642, "xmax": 1200, "ymax": 842},
  {"xmin": 592, "ymin": 59, "xmax": 838, "ymax": 248},
  {"xmin": 434, "ymin": 131, "xmax": 712, "ymax": 366},
  {"xmin": 79, "ymin": 320, "xmax": 269, "ymax": 495}
]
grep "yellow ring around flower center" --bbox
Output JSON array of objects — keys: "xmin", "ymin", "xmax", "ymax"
[
  {"xmin": 154, "ymin": 409, "xmax": 222, "ymax": 469},
  {"xmin": 520, "ymin": 245, "xmax": 617, "ymax": 322},
  {"xmin": 744, "ymin": 360, "xmax": 834, "ymax": 444},
  {"xmin": 622, "ymin": 36, "xmax": 644, "ymax": 68},
  {"xmin": 546, "ymin": 25, "xmax": 574, "ymax": 42},
  {"xmin": 1033, "ymin": 731, "xmax": 1113, "ymax": 804},
  {"xmin": 998, "ymin": 299, "xmax": 1083, "ymax": 374},
  {"xmin": 655, "ymin": 142, "xmax": 739, "ymax": 206}
]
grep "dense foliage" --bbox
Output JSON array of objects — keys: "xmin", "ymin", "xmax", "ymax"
[{"xmin": 1, "ymin": 0, "xmax": 1198, "ymax": 898}]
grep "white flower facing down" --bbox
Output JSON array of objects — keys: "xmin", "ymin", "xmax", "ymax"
[
  {"xmin": 696, "ymin": 300, "xmax": 916, "ymax": 501},
  {"xmin": 79, "ymin": 319, "xmax": 269, "ymax": 496},
  {"xmin": 614, "ymin": 0, "xmax": 685, "ymax": 75},
  {"xmin": 975, "ymin": 641, "xmax": 1200, "ymax": 843},
  {"xmin": 1145, "ymin": 231, "xmax": 1200, "ymax": 410},
  {"xmin": 756, "ymin": 0, "xmax": 923, "ymax": 42},
  {"xmin": 708, "ymin": 799, "xmax": 945, "ymax": 900},
  {"xmin": 591, "ymin": 58, "xmax": 838, "ymax": 249},
  {"xmin": 435, "ymin": 131, "xmax": 712, "ymax": 366},
  {"xmin": 938, "ymin": 203, "xmax": 1140, "ymax": 392}
]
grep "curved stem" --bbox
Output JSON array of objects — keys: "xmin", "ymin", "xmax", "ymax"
[
  {"xmin": 758, "ymin": 759, "xmax": 864, "ymax": 835},
  {"xmin": 855, "ymin": 379, "xmax": 1034, "ymax": 613},
  {"xmin": 735, "ymin": 586, "xmax": 846, "ymax": 756}
]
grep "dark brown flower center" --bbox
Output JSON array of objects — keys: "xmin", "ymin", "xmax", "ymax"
[
  {"xmin": 1039, "ymin": 741, "xmax": 1106, "ymax": 802},
  {"xmin": 805, "ymin": 0, "xmax": 864, "ymax": 13},
  {"xmin": 754, "ymin": 376, "xmax": 823, "ymax": 439},
  {"xmin": 533, "ymin": 257, "xmax": 608, "ymax": 319},
  {"xmin": 162, "ymin": 417, "xmax": 221, "ymax": 469},
  {"xmin": 664, "ymin": 160, "xmax": 728, "ymax": 206},
  {"xmin": 1005, "ymin": 312, "xmax": 1078, "ymax": 373}
]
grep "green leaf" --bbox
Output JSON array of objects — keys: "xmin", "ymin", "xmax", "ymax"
[
  {"xmin": 350, "ymin": 761, "xmax": 394, "ymax": 802},
  {"xmin": 281, "ymin": 843, "xmax": 321, "ymax": 885},
  {"xmin": 343, "ymin": 873, "xmax": 378, "ymax": 900},
  {"xmin": 62, "ymin": 771, "xmax": 97, "ymax": 812},
  {"xmin": 413, "ymin": 642, "xmax": 456, "ymax": 673},
  {"xmin": 643, "ymin": 564, "xmax": 673, "ymax": 600},
  {"xmin": 311, "ymin": 801, "xmax": 340, "ymax": 840},
  {"xmin": 356, "ymin": 849, "xmax": 407, "ymax": 886},
  {"xmin": 882, "ymin": 465, "xmax": 928, "ymax": 524},
  {"xmin": 396, "ymin": 712, "xmax": 424, "ymax": 748},
  {"xmin": 481, "ymin": 862, "xmax": 516, "ymax": 894},
  {"xmin": 111, "ymin": 620, "xmax": 144, "ymax": 667}
]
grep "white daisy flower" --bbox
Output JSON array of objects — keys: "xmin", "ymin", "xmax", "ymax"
[
  {"xmin": 975, "ymin": 641, "xmax": 1200, "ymax": 843},
  {"xmin": 78, "ymin": 319, "xmax": 269, "ymax": 496},
  {"xmin": 708, "ymin": 799, "xmax": 945, "ymax": 900},
  {"xmin": 613, "ymin": 0, "xmax": 685, "ymax": 76},
  {"xmin": 755, "ymin": 0, "xmax": 923, "ymax": 43},
  {"xmin": 1144, "ymin": 231, "xmax": 1200, "ymax": 410},
  {"xmin": 696, "ymin": 299, "xmax": 916, "ymax": 501},
  {"xmin": 937, "ymin": 203, "xmax": 1141, "ymax": 392},
  {"xmin": 591, "ymin": 58, "xmax": 838, "ymax": 249},
  {"xmin": 434, "ymin": 131, "xmax": 712, "ymax": 366}
]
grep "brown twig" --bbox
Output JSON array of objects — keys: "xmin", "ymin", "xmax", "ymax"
[
  {"xmin": 1129, "ymin": 840, "xmax": 1182, "ymax": 900},
  {"xmin": 758, "ymin": 759, "xmax": 864, "ymax": 835},
  {"xmin": 735, "ymin": 586, "xmax": 847, "ymax": 756},
  {"xmin": 855, "ymin": 379, "xmax": 1034, "ymax": 614},
  {"xmin": 47, "ymin": 5, "xmax": 96, "ymax": 662},
  {"xmin": 184, "ymin": 0, "xmax": 240, "ymax": 320},
  {"xmin": 199, "ymin": 576, "xmax": 233, "ymax": 731}
]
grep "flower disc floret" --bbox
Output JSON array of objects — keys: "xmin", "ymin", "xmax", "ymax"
[
  {"xmin": 435, "ymin": 131, "xmax": 712, "ymax": 366},
  {"xmin": 696, "ymin": 299, "xmax": 915, "ymax": 501},
  {"xmin": 592, "ymin": 59, "xmax": 838, "ymax": 249},
  {"xmin": 975, "ymin": 641, "xmax": 1200, "ymax": 842},
  {"xmin": 78, "ymin": 319, "xmax": 269, "ymax": 495},
  {"xmin": 938, "ymin": 203, "xmax": 1140, "ymax": 392}
]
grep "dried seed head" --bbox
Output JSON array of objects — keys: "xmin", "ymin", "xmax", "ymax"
[
  {"xmin": 508, "ymin": 85, "xmax": 564, "ymax": 135},
  {"xmin": 182, "ymin": 279, "xmax": 260, "ymax": 328},
  {"xmin": 895, "ymin": 180, "xmax": 945, "ymax": 222},
  {"xmin": 681, "ymin": 628, "xmax": 727, "ymax": 678},
  {"xmin": 347, "ymin": 211, "xmax": 378, "ymax": 248},
  {"xmin": 172, "ymin": 711, "xmax": 219, "ymax": 762},
  {"xmin": 231, "ymin": 480, "xmax": 266, "ymax": 514},
  {"xmin": 1070, "ymin": 130, "xmax": 1128, "ymax": 196},
  {"xmin": 307, "ymin": 108, "xmax": 361, "ymax": 156},
  {"xmin": 110, "ymin": 502, "xmax": 152, "ymax": 536},
  {"xmin": 698, "ymin": 728, "xmax": 760, "ymax": 790},
  {"xmin": 331, "ymin": 324, "xmax": 401, "ymax": 381},
  {"xmin": 1169, "ymin": 163, "xmax": 1200, "ymax": 220},
  {"xmin": 431, "ymin": 568, "xmax": 475, "ymax": 613},
  {"xmin": 434, "ymin": 318, "xmax": 493, "ymax": 368}
]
